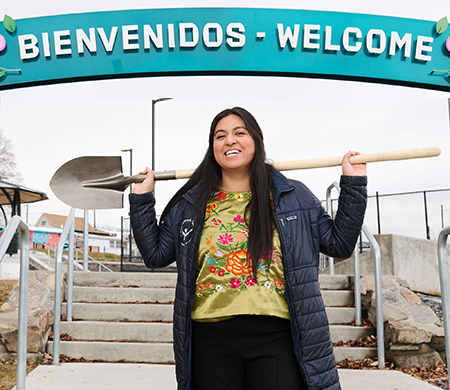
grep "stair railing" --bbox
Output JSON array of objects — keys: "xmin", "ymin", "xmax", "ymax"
[
  {"xmin": 53, "ymin": 208, "xmax": 76, "ymax": 365},
  {"xmin": 325, "ymin": 181, "xmax": 385, "ymax": 368},
  {"xmin": 437, "ymin": 225, "xmax": 450, "ymax": 367},
  {"xmin": 0, "ymin": 216, "xmax": 30, "ymax": 390}
]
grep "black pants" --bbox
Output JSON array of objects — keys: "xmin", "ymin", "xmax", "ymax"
[{"xmin": 192, "ymin": 315, "xmax": 307, "ymax": 390}]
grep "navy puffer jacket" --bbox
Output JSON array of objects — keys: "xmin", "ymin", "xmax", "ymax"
[{"xmin": 130, "ymin": 167, "xmax": 367, "ymax": 390}]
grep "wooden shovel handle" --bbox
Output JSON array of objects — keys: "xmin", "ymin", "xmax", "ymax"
[{"xmin": 152, "ymin": 146, "xmax": 441, "ymax": 181}]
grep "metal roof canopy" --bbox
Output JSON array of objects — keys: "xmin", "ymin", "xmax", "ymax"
[{"xmin": 0, "ymin": 179, "xmax": 48, "ymax": 219}]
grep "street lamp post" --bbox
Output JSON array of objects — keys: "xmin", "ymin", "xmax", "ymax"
[
  {"xmin": 151, "ymin": 98, "xmax": 172, "ymax": 173},
  {"xmin": 121, "ymin": 148, "xmax": 133, "ymax": 268}
]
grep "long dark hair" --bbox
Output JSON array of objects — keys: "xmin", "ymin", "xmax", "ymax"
[{"xmin": 161, "ymin": 107, "xmax": 274, "ymax": 277}]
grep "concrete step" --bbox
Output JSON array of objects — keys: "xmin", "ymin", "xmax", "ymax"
[
  {"xmin": 60, "ymin": 321, "xmax": 173, "ymax": 342},
  {"xmin": 333, "ymin": 346, "xmax": 378, "ymax": 361},
  {"xmin": 61, "ymin": 303, "xmax": 173, "ymax": 322},
  {"xmin": 73, "ymin": 271, "xmax": 177, "ymax": 288},
  {"xmin": 326, "ymin": 307, "xmax": 355, "ymax": 325},
  {"xmin": 68, "ymin": 286, "xmax": 175, "ymax": 303},
  {"xmin": 47, "ymin": 341, "xmax": 174, "ymax": 363},
  {"xmin": 329, "ymin": 325, "xmax": 375, "ymax": 343},
  {"xmin": 319, "ymin": 274, "xmax": 352, "ymax": 290},
  {"xmin": 322, "ymin": 290, "xmax": 354, "ymax": 307}
]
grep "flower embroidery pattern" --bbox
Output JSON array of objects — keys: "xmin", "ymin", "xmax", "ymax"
[
  {"xmin": 195, "ymin": 191, "xmax": 284, "ymax": 297},
  {"xmin": 218, "ymin": 233, "xmax": 233, "ymax": 245},
  {"xmin": 226, "ymin": 250, "xmax": 252, "ymax": 275}
]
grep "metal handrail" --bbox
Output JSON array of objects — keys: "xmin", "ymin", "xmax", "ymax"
[
  {"xmin": 0, "ymin": 216, "xmax": 30, "ymax": 390},
  {"xmin": 325, "ymin": 181, "xmax": 385, "ymax": 368},
  {"xmin": 437, "ymin": 225, "xmax": 450, "ymax": 366},
  {"xmin": 35, "ymin": 240, "xmax": 112, "ymax": 273},
  {"xmin": 53, "ymin": 208, "xmax": 76, "ymax": 365}
]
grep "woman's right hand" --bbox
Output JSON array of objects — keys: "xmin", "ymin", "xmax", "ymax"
[{"xmin": 132, "ymin": 166, "xmax": 155, "ymax": 194}]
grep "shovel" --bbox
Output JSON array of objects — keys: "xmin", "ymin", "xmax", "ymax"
[{"xmin": 49, "ymin": 146, "xmax": 441, "ymax": 210}]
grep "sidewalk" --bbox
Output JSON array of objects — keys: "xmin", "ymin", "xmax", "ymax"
[{"xmin": 13, "ymin": 363, "xmax": 441, "ymax": 390}]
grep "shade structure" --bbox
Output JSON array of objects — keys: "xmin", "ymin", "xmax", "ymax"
[{"xmin": 0, "ymin": 179, "xmax": 48, "ymax": 217}]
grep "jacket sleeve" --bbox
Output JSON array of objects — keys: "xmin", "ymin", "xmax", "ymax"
[
  {"xmin": 129, "ymin": 191, "xmax": 177, "ymax": 268},
  {"xmin": 317, "ymin": 175, "xmax": 367, "ymax": 258}
]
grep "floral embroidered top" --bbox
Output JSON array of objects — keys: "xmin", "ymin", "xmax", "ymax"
[{"xmin": 191, "ymin": 190, "xmax": 289, "ymax": 322}]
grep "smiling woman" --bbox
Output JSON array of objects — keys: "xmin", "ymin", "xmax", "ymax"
[{"xmin": 129, "ymin": 106, "xmax": 368, "ymax": 390}]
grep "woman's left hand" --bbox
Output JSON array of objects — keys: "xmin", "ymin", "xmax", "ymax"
[{"xmin": 342, "ymin": 150, "xmax": 367, "ymax": 176}]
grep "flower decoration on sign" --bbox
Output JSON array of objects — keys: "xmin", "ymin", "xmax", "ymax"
[
  {"xmin": 430, "ymin": 17, "xmax": 450, "ymax": 82},
  {"xmin": 0, "ymin": 14, "xmax": 21, "ymax": 80}
]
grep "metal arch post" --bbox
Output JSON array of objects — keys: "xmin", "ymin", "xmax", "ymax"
[
  {"xmin": 437, "ymin": 225, "xmax": 450, "ymax": 367},
  {"xmin": 0, "ymin": 216, "xmax": 29, "ymax": 390},
  {"xmin": 53, "ymin": 208, "xmax": 76, "ymax": 365}
]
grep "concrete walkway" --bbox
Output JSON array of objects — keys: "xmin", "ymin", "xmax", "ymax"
[{"xmin": 13, "ymin": 363, "xmax": 441, "ymax": 389}]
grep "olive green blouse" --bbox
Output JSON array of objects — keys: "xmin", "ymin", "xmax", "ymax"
[{"xmin": 191, "ymin": 190, "xmax": 289, "ymax": 322}]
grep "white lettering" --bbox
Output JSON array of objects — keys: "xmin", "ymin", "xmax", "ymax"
[
  {"xmin": 97, "ymin": 27, "xmax": 118, "ymax": 52},
  {"xmin": 168, "ymin": 24, "xmax": 175, "ymax": 48},
  {"xmin": 343, "ymin": 27, "xmax": 362, "ymax": 52},
  {"xmin": 203, "ymin": 23, "xmax": 223, "ymax": 48},
  {"xmin": 389, "ymin": 31, "xmax": 412, "ymax": 58},
  {"xmin": 227, "ymin": 23, "xmax": 245, "ymax": 47},
  {"xmin": 76, "ymin": 28, "xmax": 97, "ymax": 54},
  {"xmin": 143, "ymin": 24, "xmax": 163, "ymax": 49},
  {"xmin": 325, "ymin": 26, "xmax": 340, "ymax": 51},
  {"xmin": 18, "ymin": 34, "xmax": 39, "ymax": 59},
  {"xmin": 304, "ymin": 24, "xmax": 320, "ymax": 49},
  {"xmin": 180, "ymin": 23, "xmax": 199, "ymax": 47},
  {"xmin": 277, "ymin": 24, "xmax": 300, "ymax": 49},
  {"xmin": 366, "ymin": 29, "xmax": 386, "ymax": 54},
  {"xmin": 54, "ymin": 30, "xmax": 72, "ymax": 56},
  {"xmin": 42, "ymin": 32, "xmax": 51, "ymax": 57},
  {"xmin": 415, "ymin": 35, "xmax": 433, "ymax": 61},
  {"xmin": 123, "ymin": 25, "xmax": 139, "ymax": 50}
]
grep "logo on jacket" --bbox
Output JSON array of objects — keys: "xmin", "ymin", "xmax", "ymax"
[{"xmin": 180, "ymin": 219, "xmax": 195, "ymax": 246}]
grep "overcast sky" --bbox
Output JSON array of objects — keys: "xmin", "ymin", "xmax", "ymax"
[{"xmin": 0, "ymin": 0, "xmax": 449, "ymax": 241}]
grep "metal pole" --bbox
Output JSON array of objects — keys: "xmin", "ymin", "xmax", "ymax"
[
  {"xmin": 376, "ymin": 191, "xmax": 381, "ymax": 234},
  {"xmin": 424, "ymin": 191, "xmax": 430, "ymax": 239},
  {"xmin": 441, "ymin": 205, "xmax": 445, "ymax": 229},
  {"xmin": 120, "ymin": 216, "xmax": 124, "ymax": 272},
  {"xmin": 67, "ymin": 215, "xmax": 75, "ymax": 322},
  {"xmin": 437, "ymin": 225, "xmax": 450, "ymax": 371},
  {"xmin": 151, "ymin": 97, "xmax": 173, "ymax": 173},
  {"xmin": 53, "ymin": 208, "xmax": 76, "ymax": 366},
  {"xmin": 353, "ymin": 236, "xmax": 362, "ymax": 326},
  {"xmin": 16, "ymin": 219, "xmax": 29, "ymax": 390},
  {"xmin": 83, "ymin": 210, "xmax": 89, "ymax": 271}
]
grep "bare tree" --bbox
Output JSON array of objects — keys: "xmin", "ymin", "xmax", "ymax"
[
  {"xmin": 0, "ymin": 129, "xmax": 23, "ymax": 227},
  {"xmin": 0, "ymin": 128, "xmax": 23, "ymax": 184}
]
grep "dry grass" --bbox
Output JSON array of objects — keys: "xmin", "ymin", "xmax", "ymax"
[
  {"xmin": 0, "ymin": 360, "xmax": 38, "ymax": 390},
  {"xmin": 0, "ymin": 279, "xmax": 38, "ymax": 390},
  {"xmin": 0, "ymin": 280, "xmax": 17, "ymax": 307}
]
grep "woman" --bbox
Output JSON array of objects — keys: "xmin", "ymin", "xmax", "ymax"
[{"xmin": 130, "ymin": 107, "xmax": 367, "ymax": 390}]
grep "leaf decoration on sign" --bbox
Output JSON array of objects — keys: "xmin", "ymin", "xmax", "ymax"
[
  {"xmin": 3, "ymin": 15, "xmax": 16, "ymax": 33},
  {"xmin": 436, "ymin": 16, "xmax": 448, "ymax": 34},
  {"xmin": 0, "ymin": 67, "xmax": 21, "ymax": 82}
]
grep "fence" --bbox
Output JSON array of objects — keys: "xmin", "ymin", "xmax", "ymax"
[{"xmin": 326, "ymin": 188, "xmax": 450, "ymax": 241}]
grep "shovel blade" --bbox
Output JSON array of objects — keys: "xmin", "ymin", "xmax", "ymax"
[{"xmin": 50, "ymin": 156, "xmax": 125, "ymax": 210}]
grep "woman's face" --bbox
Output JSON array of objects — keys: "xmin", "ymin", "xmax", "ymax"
[{"xmin": 213, "ymin": 114, "xmax": 256, "ymax": 176}]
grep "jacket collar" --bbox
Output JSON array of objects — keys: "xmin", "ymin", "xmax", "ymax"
[
  {"xmin": 182, "ymin": 180, "xmax": 204, "ymax": 209},
  {"xmin": 270, "ymin": 166, "xmax": 295, "ymax": 204}
]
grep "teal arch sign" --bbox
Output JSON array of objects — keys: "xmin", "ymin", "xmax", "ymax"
[{"xmin": 0, "ymin": 8, "xmax": 450, "ymax": 91}]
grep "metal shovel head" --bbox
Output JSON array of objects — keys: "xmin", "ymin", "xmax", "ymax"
[{"xmin": 50, "ymin": 156, "xmax": 124, "ymax": 210}]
